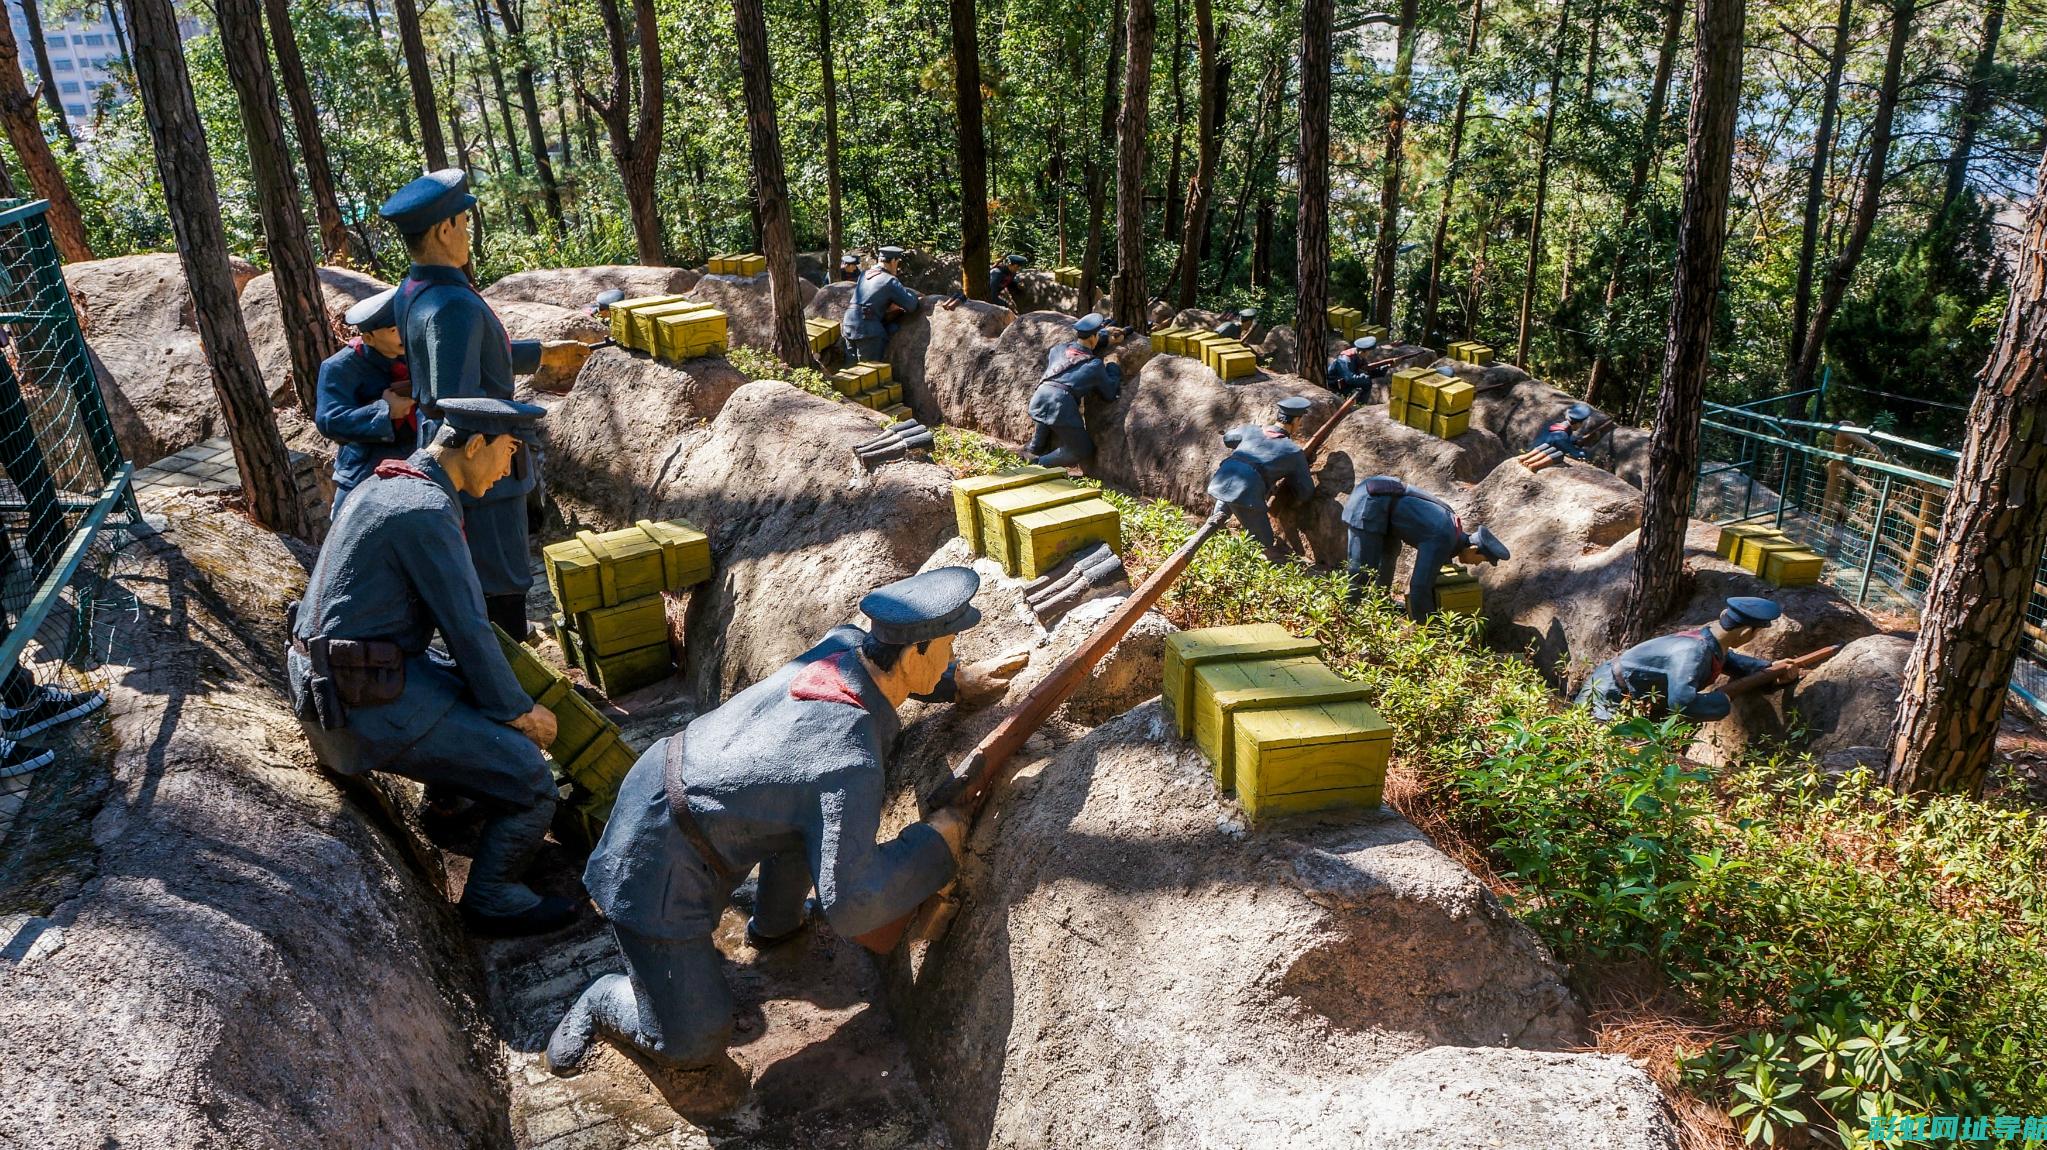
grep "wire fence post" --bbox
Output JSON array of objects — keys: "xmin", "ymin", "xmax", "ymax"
[{"xmin": 1859, "ymin": 473, "xmax": 1892, "ymax": 606}]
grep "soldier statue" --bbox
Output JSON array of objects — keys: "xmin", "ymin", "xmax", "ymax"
[
  {"xmin": 988, "ymin": 253, "xmax": 1027, "ymax": 307},
  {"xmin": 1532, "ymin": 403, "xmax": 1593, "ymax": 461},
  {"xmin": 1207, "ymin": 396, "xmax": 1314, "ymax": 559},
  {"xmin": 1325, "ymin": 335, "xmax": 1380, "ymax": 396},
  {"xmin": 1343, "ymin": 475, "xmax": 1509, "ymax": 620},
  {"xmin": 1027, "ymin": 313, "xmax": 1124, "ymax": 470},
  {"xmin": 1214, "ymin": 306, "xmax": 1259, "ymax": 344},
  {"xmin": 546, "ymin": 568, "xmax": 1002, "ymax": 1108},
  {"xmin": 843, "ymin": 245, "xmax": 923, "ymax": 362},
  {"xmin": 314, "ymin": 288, "xmax": 414, "ymax": 518},
  {"xmin": 379, "ymin": 169, "xmax": 595, "ymax": 638},
  {"xmin": 835, "ymin": 253, "xmax": 862, "ymax": 283},
  {"xmin": 288, "ymin": 397, "xmax": 577, "ymax": 938},
  {"xmin": 1577, "ymin": 597, "xmax": 1787, "ymax": 723}
]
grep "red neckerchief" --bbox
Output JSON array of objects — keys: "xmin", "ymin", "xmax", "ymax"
[
  {"xmin": 1548, "ymin": 420, "xmax": 1569, "ymax": 433},
  {"xmin": 789, "ymin": 652, "xmax": 864, "ymax": 707},
  {"xmin": 1263, "ymin": 426, "xmax": 1289, "ymax": 439},
  {"xmin": 373, "ymin": 459, "xmax": 427, "ymax": 480},
  {"xmin": 1687, "ymin": 627, "xmax": 1726, "ymax": 680},
  {"xmin": 352, "ymin": 339, "xmax": 418, "ymax": 433}
]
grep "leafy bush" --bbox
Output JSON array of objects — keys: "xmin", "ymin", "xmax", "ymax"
[{"xmin": 723, "ymin": 345, "xmax": 840, "ymax": 402}]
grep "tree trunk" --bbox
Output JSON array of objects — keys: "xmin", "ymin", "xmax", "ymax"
[
  {"xmin": 733, "ymin": 0, "xmax": 809, "ymax": 364},
  {"xmin": 105, "ymin": 0, "xmax": 134, "ymax": 72},
  {"xmin": 820, "ymin": 0, "xmax": 843, "ymax": 269},
  {"xmin": 364, "ymin": 0, "xmax": 418, "ymax": 148},
  {"xmin": 18, "ymin": 0, "xmax": 75, "ymax": 149},
  {"xmin": 1252, "ymin": 197, "xmax": 1273, "ymax": 286},
  {"xmin": 548, "ymin": 18, "xmax": 573, "ymax": 166},
  {"xmin": 1515, "ymin": 0, "xmax": 1574, "ymax": 369},
  {"xmin": 471, "ymin": 0, "xmax": 525, "ymax": 179},
  {"xmin": 581, "ymin": 0, "xmax": 665, "ymax": 263},
  {"xmin": 1939, "ymin": 0, "xmax": 2003, "ymax": 216},
  {"xmin": 471, "ymin": 67, "xmax": 502, "ymax": 176},
  {"xmin": 1080, "ymin": 6, "xmax": 1125, "ymax": 311},
  {"xmin": 495, "ymin": 0, "xmax": 568, "ymax": 232},
  {"xmin": 1219, "ymin": 48, "xmax": 1281, "ymax": 288},
  {"xmin": 1110, "ymin": 0, "xmax": 1154, "ymax": 325},
  {"xmin": 122, "ymin": 0, "xmax": 305, "ymax": 536},
  {"xmin": 265, "ymin": 0, "xmax": 353, "ymax": 264},
  {"xmin": 0, "ymin": 18, "xmax": 91, "ymax": 261},
  {"xmin": 1620, "ymin": 0, "xmax": 1745, "ymax": 645},
  {"xmin": 1786, "ymin": 0, "xmax": 1852, "ymax": 387},
  {"xmin": 1421, "ymin": 0, "xmax": 1483, "ymax": 346},
  {"xmin": 1296, "ymin": 0, "xmax": 1333, "ymax": 387},
  {"xmin": 1175, "ymin": 0, "xmax": 1219, "ymax": 308},
  {"xmin": 1886, "ymin": 145, "xmax": 2047, "ymax": 796},
  {"xmin": 1370, "ymin": 0, "xmax": 1422, "ymax": 330},
  {"xmin": 217, "ymin": 0, "xmax": 336, "ymax": 415},
  {"xmin": 952, "ymin": 0, "xmax": 992, "ymax": 300},
  {"xmin": 1164, "ymin": 0, "xmax": 1185, "ymax": 241},
  {"xmin": 1788, "ymin": 0, "xmax": 1913, "ymax": 406},
  {"xmin": 392, "ymin": 0, "xmax": 449, "ymax": 168},
  {"xmin": 1583, "ymin": 0, "xmax": 1683, "ymax": 408}
]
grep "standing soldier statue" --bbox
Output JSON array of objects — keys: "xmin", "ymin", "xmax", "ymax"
[
  {"xmin": 379, "ymin": 169, "xmax": 596, "ymax": 638},
  {"xmin": 288, "ymin": 398, "xmax": 577, "ymax": 937},
  {"xmin": 1027, "ymin": 313, "xmax": 1124, "ymax": 470},
  {"xmin": 843, "ymin": 246, "xmax": 923, "ymax": 362},
  {"xmin": 1578, "ymin": 597, "xmax": 1788, "ymax": 722},
  {"xmin": 314, "ymin": 287, "xmax": 414, "ymax": 519},
  {"xmin": 1207, "ymin": 396, "xmax": 1314, "ymax": 559},
  {"xmin": 1342, "ymin": 475, "xmax": 1509, "ymax": 620}
]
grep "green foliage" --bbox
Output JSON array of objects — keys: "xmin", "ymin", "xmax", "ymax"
[{"xmin": 722, "ymin": 344, "xmax": 840, "ymax": 401}]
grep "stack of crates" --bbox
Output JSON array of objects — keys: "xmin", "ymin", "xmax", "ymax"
[
  {"xmin": 805, "ymin": 316, "xmax": 841, "ymax": 357},
  {"xmin": 1151, "ymin": 326, "xmax": 1192, "ymax": 355},
  {"xmin": 1327, "ymin": 305, "xmax": 1364, "ymax": 339},
  {"xmin": 496, "ymin": 625, "xmax": 639, "ymax": 848},
  {"xmin": 828, "ymin": 360, "xmax": 911, "ymax": 420},
  {"xmin": 608, "ymin": 295, "xmax": 730, "ymax": 362},
  {"xmin": 1715, "ymin": 524, "xmax": 1824, "ymax": 587},
  {"xmin": 708, "ymin": 253, "xmax": 768, "ymax": 276},
  {"xmin": 1388, "ymin": 367, "xmax": 1476, "ymax": 439},
  {"xmin": 1435, "ymin": 565, "xmax": 1483, "ymax": 615},
  {"xmin": 1166, "ymin": 329, "xmax": 1255, "ymax": 381},
  {"xmin": 950, "ymin": 466, "xmax": 1121, "ymax": 579},
  {"xmin": 543, "ymin": 519, "xmax": 713, "ymax": 696},
  {"xmin": 1448, "ymin": 340, "xmax": 1495, "ymax": 366},
  {"xmin": 1162, "ymin": 623, "xmax": 1392, "ymax": 823},
  {"xmin": 1053, "ymin": 266, "xmax": 1083, "ymax": 288}
]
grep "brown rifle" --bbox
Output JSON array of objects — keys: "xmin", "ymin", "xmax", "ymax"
[
  {"xmin": 1722, "ymin": 645, "xmax": 1841, "ymax": 697},
  {"xmin": 849, "ymin": 503, "xmax": 1233, "ymax": 954}
]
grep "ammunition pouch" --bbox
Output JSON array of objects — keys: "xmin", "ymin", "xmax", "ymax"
[{"xmin": 294, "ymin": 633, "xmax": 407, "ymax": 729}]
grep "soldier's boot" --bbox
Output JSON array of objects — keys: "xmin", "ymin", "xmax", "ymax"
[
  {"xmin": 486, "ymin": 594, "xmax": 533, "ymax": 642},
  {"xmin": 745, "ymin": 896, "xmax": 818, "ymax": 949},
  {"xmin": 460, "ymin": 799, "xmax": 579, "ymax": 937},
  {"xmin": 545, "ymin": 973, "xmax": 626, "ymax": 1077}
]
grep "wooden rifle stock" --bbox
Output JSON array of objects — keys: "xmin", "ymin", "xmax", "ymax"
[
  {"xmin": 849, "ymin": 505, "xmax": 1232, "ymax": 953},
  {"xmin": 1723, "ymin": 645, "xmax": 1841, "ymax": 697}
]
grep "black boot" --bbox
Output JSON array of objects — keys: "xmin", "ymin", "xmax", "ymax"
[
  {"xmin": 459, "ymin": 799, "xmax": 579, "ymax": 937},
  {"xmin": 486, "ymin": 594, "xmax": 532, "ymax": 641}
]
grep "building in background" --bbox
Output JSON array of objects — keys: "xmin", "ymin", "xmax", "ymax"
[{"xmin": 6, "ymin": 0, "xmax": 128, "ymax": 126}]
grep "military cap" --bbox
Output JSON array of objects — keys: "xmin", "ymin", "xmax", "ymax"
[
  {"xmin": 840, "ymin": 253, "xmax": 860, "ymax": 266},
  {"xmin": 1437, "ymin": 364, "xmax": 1458, "ymax": 377},
  {"xmin": 878, "ymin": 245, "xmax": 907, "ymax": 262},
  {"xmin": 1006, "ymin": 253, "xmax": 1028, "ymax": 265},
  {"xmin": 1466, "ymin": 525, "xmax": 1510, "ymax": 564},
  {"xmin": 1719, "ymin": 596, "xmax": 1782, "ymax": 630},
  {"xmin": 593, "ymin": 289, "xmax": 625, "ymax": 311},
  {"xmin": 1074, "ymin": 313, "xmax": 1109, "ymax": 336},
  {"xmin": 344, "ymin": 287, "xmax": 399, "ymax": 333},
  {"xmin": 1566, "ymin": 403, "xmax": 1593, "ymax": 422},
  {"xmin": 378, "ymin": 168, "xmax": 476, "ymax": 234},
  {"xmin": 860, "ymin": 567, "xmax": 982, "ymax": 645},
  {"xmin": 438, "ymin": 396, "xmax": 546, "ymax": 438},
  {"xmin": 1276, "ymin": 396, "xmax": 1313, "ymax": 423},
  {"xmin": 1237, "ymin": 307, "xmax": 1258, "ymax": 320},
  {"xmin": 1353, "ymin": 336, "xmax": 1378, "ymax": 351}
]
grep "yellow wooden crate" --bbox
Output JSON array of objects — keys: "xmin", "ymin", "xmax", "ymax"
[
  {"xmin": 1192, "ymin": 656, "xmax": 1369, "ymax": 790},
  {"xmin": 607, "ymin": 294, "xmax": 691, "ymax": 346},
  {"xmin": 1434, "ymin": 379, "xmax": 1474, "ymax": 415},
  {"xmin": 560, "ymin": 733, "xmax": 639, "ymax": 803},
  {"xmin": 583, "ymin": 642, "xmax": 675, "ymax": 697},
  {"xmin": 1216, "ymin": 346, "xmax": 1257, "ymax": 381},
  {"xmin": 1009, "ymin": 496, "xmax": 1120, "ymax": 579},
  {"xmin": 806, "ymin": 317, "xmax": 841, "ymax": 354},
  {"xmin": 571, "ymin": 594, "xmax": 670, "ymax": 658},
  {"xmin": 625, "ymin": 300, "xmax": 711, "ymax": 352},
  {"xmin": 1151, "ymin": 327, "xmax": 1186, "ymax": 355},
  {"xmin": 1408, "ymin": 378, "xmax": 1440, "ymax": 412},
  {"xmin": 496, "ymin": 623, "xmax": 641, "ymax": 823},
  {"xmin": 1326, "ymin": 305, "xmax": 1362, "ymax": 336},
  {"xmin": 951, "ymin": 466, "xmax": 1063, "ymax": 545},
  {"xmin": 1436, "ymin": 565, "xmax": 1483, "ymax": 615},
  {"xmin": 1762, "ymin": 547, "xmax": 1824, "ymax": 587},
  {"xmin": 1232, "ymin": 699, "xmax": 1390, "ymax": 823},
  {"xmin": 1163, "ymin": 624, "xmax": 1322, "ymax": 738},
  {"xmin": 1390, "ymin": 367, "xmax": 1433, "ymax": 404},
  {"xmin": 1357, "ymin": 323, "xmax": 1389, "ymax": 342},
  {"xmin": 545, "ymin": 518, "xmax": 712, "ymax": 616},
  {"xmin": 977, "ymin": 479, "xmax": 1095, "ymax": 569},
  {"xmin": 1403, "ymin": 404, "xmax": 1434, "ymax": 432},
  {"xmin": 1388, "ymin": 399, "xmax": 1408, "ymax": 424},
  {"xmin": 857, "ymin": 360, "xmax": 894, "ymax": 385},
  {"xmin": 1432, "ymin": 409, "xmax": 1471, "ymax": 439},
  {"xmin": 829, "ymin": 369, "xmax": 867, "ymax": 396},
  {"xmin": 1053, "ymin": 266, "xmax": 1082, "ymax": 287},
  {"xmin": 653, "ymin": 308, "xmax": 728, "ymax": 360},
  {"xmin": 710, "ymin": 253, "xmax": 767, "ymax": 275},
  {"xmin": 1732, "ymin": 528, "xmax": 1791, "ymax": 572},
  {"xmin": 1716, "ymin": 523, "xmax": 1779, "ymax": 562},
  {"xmin": 496, "ymin": 623, "xmax": 562, "ymax": 698},
  {"xmin": 881, "ymin": 403, "xmax": 914, "ymax": 422},
  {"xmin": 1455, "ymin": 342, "xmax": 1494, "ymax": 366},
  {"xmin": 873, "ymin": 382, "xmax": 903, "ymax": 406},
  {"xmin": 1183, "ymin": 332, "xmax": 1225, "ymax": 369}
]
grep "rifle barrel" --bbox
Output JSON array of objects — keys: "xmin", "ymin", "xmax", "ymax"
[{"xmin": 1723, "ymin": 644, "xmax": 1841, "ymax": 696}]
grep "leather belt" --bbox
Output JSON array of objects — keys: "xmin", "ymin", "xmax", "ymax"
[{"xmin": 662, "ymin": 732, "xmax": 740, "ymax": 890}]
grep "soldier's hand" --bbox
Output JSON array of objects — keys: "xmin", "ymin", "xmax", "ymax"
[
  {"xmin": 384, "ymin": 388, "xmax": 416, "ymax": 421},
  {"xmin": 510, "ymin": 703, "xmax": 558, "ymax": 750},
  {"xmin": 929, "ymin": 806, "xmax": 971, "ymax": 863},
  {"xmin": 538, "ymin": 339, "xmax": 595, "ymax": 375},
  {"xmin": 954, "ymin": 648, "xmax": 1030, "ymax": 709}
]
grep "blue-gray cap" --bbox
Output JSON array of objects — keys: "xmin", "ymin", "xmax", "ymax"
[
  {"xmin": 1007, "ymin": 253, "xmax": 1028, "ymax": 265},
  {"xmin": 1352, "ymin": 336, "xmax": 1378, "ymax": 351},
  {"xmin": 437, "ymin": 396, "xmax": 545, "ymax": 438},
  {"xmin": 1720, "ymin": 596, "xmax": 1782, "ymax": 629},
  {"xmin": 1566, "ymin": 403, "xmax": 1593, "ymax": 422},
  {"xmin": 379, "ymin": 169, "xmax": 476, "ymax": 234},
  {"xmin": 344, "ymin": 287, "xmax": 398, "ymax": 332},
  {"xmin": 878, "ymin": 245, "xmax": 907, "ymax": 261},
  {"xmin": 593, "ymin": 289, "xmax": 625, "ymax": 310},
  {"xmin": 1074, "ymin": 313, "xmax": 1108, "ymax": 336},
  {"xmin": 1237, "ymin": 307, "xmax": 1258, "ymax": 319},
  {"xmin": 860, "ymin": 567, "xmax": 982, "ymax": 645},
  {"xmin": 1277, "ymin": 396, "xmax": 1313, "ymax": 422},
  {"xmin": 1438, "ymin": 364, "xmax": 1457, "ymax": 376},
  {"xmin": 1466, "ymin": 525, "xmax": 1510, "ymax": 564},
  {"xmin": 840, "ymin": 253, "xmax": 860, "ymax": 265}
]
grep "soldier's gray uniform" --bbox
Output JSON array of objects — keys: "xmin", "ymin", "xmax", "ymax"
[
  {"xmin": 1028, "ymin": 339, "xmax": 1122, "ymax": 467},
  {"xmin": 1208, "ymin": 423, "xmax": 1312, "ymax": 548},
  {"xmin": 1577, "ymin": 629, "xmax": 1772, "ymax": 722},
  {"xmin": 1343, "ymin": 477, "xmax": 1468, "ymax": 620},
  {"xmin": 844, "ymin": 266, "xmax": 920, "ymax": 362}
]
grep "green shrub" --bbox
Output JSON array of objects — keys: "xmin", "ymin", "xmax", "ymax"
[{"xmin": 723, "ymin": 345, "xmax": 840, "ymax": 402}]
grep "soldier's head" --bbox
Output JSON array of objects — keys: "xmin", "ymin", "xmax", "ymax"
[
  {"xmin": 590, "ymin": 289, "xmax": 625, "ymax": 318},
  {"xmin": 839, "ymin": 253, "xmax": 861, "ymax": 278},
  {"xmin": 1006, "ymin": 253, "xmax": 1028, "ymax": 269},
  {"xmin": 346, "ymin": 288, "xmax": 403, "ymax": 359},
  {"xmin": 1714, "ymin": 596, "xmax": 1782, "ymax": 648},
  {"xmin": 432, "ymin": 398, "xmax": 545, "ymax": 497},
  {"xmin": 1565, "ymin": 403, "xmax": 1593, "ymax": 426},
  {"xmin": 1348, "ymin": 335, "xmax": 1378, "ymax": 359},
  {"xmin": 857, "ymin": 567, "xmax": 983, "ymax": 705},
  {"xmin": 1274, "ymin": 396, "xmax": 1312, "ymax": 427},
  {"xmin": 1074, "ymin": 312, "xmax": 1109, "ymax": 349},
  {"xmin": 381, "ymin": 169, "xmax": 477, "ymax": 269},
  {"xmin": 1458, "ymin": 525, "xmax": 1510, "ymax": 568},
  {"xmin": 878, "ymin": 245, "xmax": 907, "ymax": 272}
]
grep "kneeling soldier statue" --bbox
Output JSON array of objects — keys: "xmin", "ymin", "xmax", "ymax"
[
  {"xmin": 1577, "ymin": 597, "xmax": 1785, "ymax": 723},
  {"xmin": 1342, "ymin": 475, "xmax": 1509, "ymax": 620},
  {"xmin": 546, "ymin": 568, "xmax": 991, "ymax": 1108},
  {"xmin": 1532, "ymin": 403, "xmax": 1593, "ymax": 461},
  {"xmin": 1027, "ymin": 312, "xmax": 1124, "ymax": 470},
  {"xmin": 288, "ymin": 397, "xmax": 577, "ymax": 938},
  {"xmin": 1207, "ymin": 396, "xmax": 1314, "ymax": 559}
]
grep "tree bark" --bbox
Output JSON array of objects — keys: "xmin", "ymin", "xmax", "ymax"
[
  {"xmin": 1421, "ymin": 0, "xmax": 1483, "ymax": 346},
  {"xmin": 581, "ymin": 0, "xmax": 665, "ymax": 263},
  {"xmin": 392, "ymin": 0, "xmax": 448, "ymax": 168},
  {"xmin": 265, "ymin": 0, "xmax": 354, "ymax": 264},
  {"xmin": 1583, "ymin": 0, "xmax": 1683, "ymax": 408},
  {"xmin": 105, "ymin": 0, "xmax": 134, "ymax": 72},
  {"xmin": 1371, "ymin": 0, "xmax": 1423, "ymax": 329},
  {"xmin": 471, "ymin": 0, "xmax": 525, "ymax": 179},
  {"xmin": 217, "ymin": 0, "xmax": 336, "ymax": 415},
  {"xmin": 1080, "ymin": 6, "xmax": 1125, "ymax": 311},
  {"xmin": 548, "ymin": 17, "xmax": 573, "ymax": 166},
  {"xmin": 732, "ymin": 0, "xmax": 808, "ymax": 365},
  {"xmin": 122, "ymin": 0, "xmax": 305, "ymax": 536},
  {"xmin": 1620, "ymin": 0, "xmax": 1745, "ymax": 645},
  {"xmin": 1788, "ymin": 0, "xmax": 1913, "ymax": 406},
  {"xmin": 1886, "ymin": 145, "xmax": 2047, "ymax": 796},
  {"xmin": 1296, "ymin": 0, "xmax": 1334, "ymax": 387},
  {"xmin": 18, "ymin": 0, "xmax": 74, "ymax": 148},
  {"xmin": 1164, "ymin": 0, "xmax": 1185, "ymax": 242},
  {"xmin": 820, "ymin": 0, "xmax": 843, "ymax": 269},
  {"xmin": 494, "ymin": 0, "xmax": 567, "ymax": 232},
  {"xmin": 471, "ymin": 66, "xmax": 501, "ymax": 176},
  {"xmin": 1110, "ymin": 0, "xmax": 1154, "ymax": 326},
  {"xmin": 1515, "ymin": 0, "xmax": 1574, "ymax": 369},
  {"xmin": 1939, "ymin": 0, "xmax": 2003, "ymax": 216},
  {"xmin": 1175, "ymin": 0, "xmax": 1219, "ymax": 308},
  {"xmin": 0, "ymin": 18, "xmax": 91, "ymax": 261},
  {"xmin": 952, "ymin": 0, "xmax": 992, "ymax": 300},
  {"xmin": 1786, "ymin": 0, "xmax": 1852, "ymax": 386}
]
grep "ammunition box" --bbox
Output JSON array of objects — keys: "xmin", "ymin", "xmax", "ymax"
[
  {"xmin": 1457, "ymin": 342, "xmax": 1494, "ymax": 366},
  {"xmin": 806, "ymin": 317, "xmax": 842, "ymax": 355},
  {"xmin": 494, "ymin": 623, "xmax": 641, "ymax": 825},
  {"xmin": 1433, "ymin": 379, "xmax": 1474, "ymax": 415},
  {"xmin": 1185, "ymin": 331, "xmax": 1227, "ymax": 369},
  {"xmin": 529, "ymin": 675, "xmax": 611, "ymax": 776},
  {"xmin": 571, "ymin": 594, "xmax": 671, "ymax": 657},
  {"xmin": 561, "ymin": 733, "xmax": 639, "ymax": 800},
  {"xmin": 1152, "ymin": 327, "xmax": 1188, "ymax": 355},
  {"xmin": 1231, "ymin": 699, "xmax": 1390, "ymax": 823},
  {"xmin": 496, "ymin": 623, "xmax": 562, "ymax": 698},
  {"xmin": 1326, "ymin": 305, "xmax": 1362, "ymax": 337},
  {"xmin": 1053, "ymin": 266, "xmax": 1083, "ymax": 287},
  {"xmin": 1762, "ymin": 547, "xmax": 1824, "ymax": 587},
  {"xmin": 1357, "ymin": 324, "xmax": 1389, "ymax": 342},
  {"xmin": 626, "ymin": 300, "xmax": 711, "ymax": 351},
  {"xmin": 1403, "ymin": 404, "xmax": 1434, "ymax": 432},
  {"xmin": 1436, "ymin": 565, "xmax": 1483, "ymax": 615},
  {"xmin": 875, "ymin": 382, "xmax": 903, "ymax": 406},
  {"xmin": 951, "ymin": 466, "xmax": 1063, "ymax": 544},
  {"xmin": 1431, "ymin": 410, "xmax": 1471, "ymax": 439},
  {"xmin": 1388, "ymin": 399, "xmax": 1407, "ymax": 423},
  {"xmin": 1009, "ymin": 496, "xmax": 1120, "ymax": 579},
  {"xmin": 1446, "ymin": 340, "xmax": 1473, "ymax": 360},
  {"xmin": 1731, "ymin": 528, "xmax": 1790, "ymax": 572},
  {"xmin": 545, "ymin": 518, "xmax": 713, "ymax": 616},
  {"xmin": 1716, "ymin": 523, "xmax": 1779, "ymax": 562},
  {"xmin": 607, "ymin": 294, "xmax": 691, "ymax": 346},
  {"xmin": 580, "ymin": 642, "xmax": 676, "ymax": 697},
  {"xmin": 654, "ymin": 308, "xmax": 729, "ymax": 361},
  {"xmin": 1216, "ymin": 346, "xmax": 1257, "ymax": 381},
  {"xmin": 1390, "ymin": 367, "xmax": 1432, "ymax": 404},
  {"xmin": 857, "ymin": 360, "xmax": 894, "ymax": 385},
  {"xmin": 977, "ymin": 479, "xmax": 1095, "ymax": 569},
  {"xmin": 1163, "ymin": 624, "xmax": 1322, "ymax": 738},
  {"xmin": 733, "ymin": 254, "xmax": 767, "ymax": 275},
  {"xmin": 1191, "ymin": 655, "xmax": 1369, "ymax": 789},
  {"xmin": 881, "ymin": 404, "xmax": 914, "ymax": 422},
  {"xmin": 830, "ymin": 369, "xmax": 866, "ymax": 396},
  {"xmin": 1407, "ymin": 378, "xmax": 1439, "ymax": 412},
  {"xmin": 1744, "ymin": 536, "xmax": 1806, "ymax": 577}
]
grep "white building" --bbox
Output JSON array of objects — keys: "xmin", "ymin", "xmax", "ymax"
[{"xmin": 7, "ymin": 0, "xmax": 125, "ymax": 125}]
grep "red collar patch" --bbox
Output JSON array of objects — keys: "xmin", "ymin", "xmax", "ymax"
[
  {"xmin": 373, "ymin": 460, "xmax": 428, "ymax": 480},
  {"xmin": 790, "ymin": 653, "xmax": 864, "ymax": 706},
  {"xmin": 1263, "ymin": 427, "xmax": 1288, "ymax": 439}
]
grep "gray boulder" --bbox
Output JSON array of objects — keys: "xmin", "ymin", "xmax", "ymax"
[
  {"xmin": 1358, "ymin": 1046, "xmax": 1678, "ymax": 1149},
  {"xmin": 66, "ymin": 253, "xmax": 232, "ymax": 464},
  {"xmin": 240, "ymin": 265, "xmax": 390, "ymax": 405},
  {"xmin": 481, "ymin": 263, "xmax": 700, "ymax": 307},
  {"xmin": 542, "ymin": 345, "xmax": 749, "ymax": 524},
  {"xmin": 687, "ymin": 272, "xmax": 818, "ymax": 354}
]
